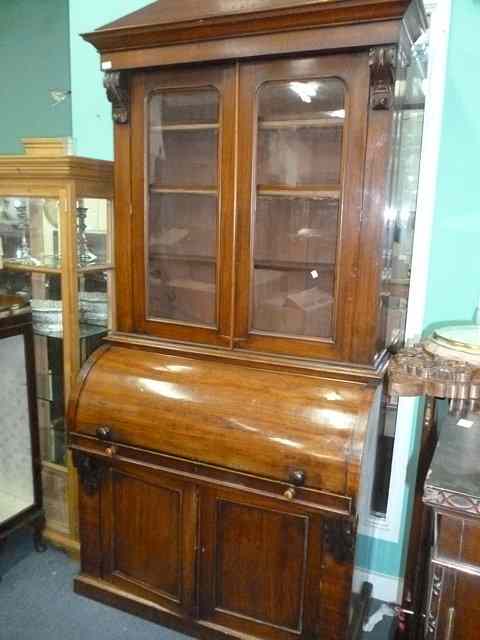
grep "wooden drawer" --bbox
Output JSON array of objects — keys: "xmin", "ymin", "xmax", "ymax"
[
  {"xmin": 435, "ymin": 512, "xmax": 480, "ymax": 570},
  {"xmin": 70, "ymin": 433, "xmax": 352, "ymax": 517}
]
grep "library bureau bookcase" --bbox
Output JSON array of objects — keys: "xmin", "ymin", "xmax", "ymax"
[{"xmin": 69, "ymin": 1, "xmax": 427, "ymax": 639}]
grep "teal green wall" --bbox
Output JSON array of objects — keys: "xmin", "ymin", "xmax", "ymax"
[
  {"xmin": 69, "ymin": 0, "xmax": 150, "ymax": 160},
  {"xmin": 423, "ymin": 1, "xmax": 480, "ymax": 330},
  {"xmin": 0, "ymin": 0, "xmax": 71, "ymax": 154},
  {"xmin": 357, "ymin": 0, "xmax": 480, "ymax": 582}
]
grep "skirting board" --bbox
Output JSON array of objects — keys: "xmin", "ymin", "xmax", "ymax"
[{"xmin": 353, "ymin": 568, "xmax": 403, "ymax": 605}]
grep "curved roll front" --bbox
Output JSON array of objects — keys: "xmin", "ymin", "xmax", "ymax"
[{"xmin": 70, "ymin": 344, "xmax": 376, "ymax": 496}]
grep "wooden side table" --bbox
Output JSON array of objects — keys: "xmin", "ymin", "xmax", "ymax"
[
  {"xmin": 388, "ymin": 338, "xmax": 480, "ymax": 639},
  {"xmin": 424, "ymin": 413, "xmax": 480, "ymax": 640}
]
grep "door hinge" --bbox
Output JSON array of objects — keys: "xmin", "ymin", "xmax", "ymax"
[
  {"xmin": 322, "ymin": 516, "xmax": 355, "ymax": 564},
  {"xmin": 72, "ymin": 450, "xmax": 106, "ymax": 496}
]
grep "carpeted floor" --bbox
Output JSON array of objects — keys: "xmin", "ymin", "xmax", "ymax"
[{"xmin": 0, "ymin": 530, "xmax": 393, "ymax": 639}]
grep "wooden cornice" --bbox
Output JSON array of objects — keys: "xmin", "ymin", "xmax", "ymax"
[
  {"xmin": 82, "ymin": 0, "xmax": 422, "ymax": 55},
  {"xmin": 0, "ymin": 156, "xmax": 113, "ymax": 183}
]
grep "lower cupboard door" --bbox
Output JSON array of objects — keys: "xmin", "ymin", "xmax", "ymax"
[
  {"xmin": 198, "ymin": 486, "xmax": 353, "ymax": 640},
  {"xmin": 100, "ymin": 460, "xmax": 198, "ymax": 617}
]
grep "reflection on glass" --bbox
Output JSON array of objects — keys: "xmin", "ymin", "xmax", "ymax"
[
  {"xmin": 0, "ymin": 334, "xmax": 35, "ymax": 523},
  {"xmin": 147, "ymin": 88, "xmax": 220, "ymax": 326},
  {"xmin": 252, "ymin": 79, "xmax": 345, "ymax": 338},
  {"xmin": 78, "ymin": 270, "xmax": 113, "ymax": 365},
  {"xmin": 373, "ymin": 39, "xmax": 429, "ymax": 517},
  {"xmin": 76, "ymin": 198, "xmax": 110, "ymax": 266},
  {"xmin": 382, "ymin": 49, "xmax": 427, "ymax": 348},
  {"xmin": 0, "ymin": 197, "xmax": 61, "ymax": 268},
  {"xmin": 0, "ymin": 269, "xmax": 66, "ymax": 465}
]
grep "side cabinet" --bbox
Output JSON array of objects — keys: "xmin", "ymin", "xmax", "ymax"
[{"xmin": 74, "ymin": 448, "xmax": 355, "ymax": 640}]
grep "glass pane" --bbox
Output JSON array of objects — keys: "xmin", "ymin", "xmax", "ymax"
[
  {"xmin": 76, "ymin": 198, "xmax": 112, "ymax": 267},
  {"xmin": 149, "ymin": 260, "xmax": 216, "ymax": 326},
  {"xmin": 257, "ymin": 80, "xmax": 345, "ymax": 187},
  {"xmin": 147, "ymin": 88, "xmax": 220, "ymax": 327},
  {"xmin": 0, "ymin": 269, "xmax": 66, "ymax": 465},
  {"xmin": 149, "ymin": 89, "xmax": 219, "ymax": 188},
  {"xmin": 372, "ymin": 37, "xmax": 429, "ymax": 517},
  {"xmin": 152, "ymin": 89, "xmax": 219, "ymax": 126},
  {"xmin": 149, "ymin": 193, "xmax": 217, "ymax": 259},
  {"xmin": 0, "ymin": 197, "xmax": 61, "ymax": 269},
  {"xmin": 381, "ymin": 45, "xmax": 427, "ymax": 349},
  {"xmin": 0, "ymin": 334, "xmax": 35, "ymax": 523},
  {"xmin": 78, "ymin": 270, "xmax": 113, "ymax": 365},
  {"xmin": 252, "ymin": 79, "xmax": 345, "ymax": 338}
]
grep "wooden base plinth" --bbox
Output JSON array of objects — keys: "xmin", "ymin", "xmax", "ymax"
[
  {"xmin": 74, "ymin": 574, "xmax": 305, "ymax": 640},
  {"xmin": 44, "ymin": 528, "xmax": 80, "ymax": 560}
]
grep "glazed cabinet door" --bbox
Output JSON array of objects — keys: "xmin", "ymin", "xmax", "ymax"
[
  {"xmin": 198, "ymin": 486, "xmax": 353, "ymax": 640},
  {"xmin": 76, "ymin": 453, "xmax": 198, "ymax": 618},
  {"xmin": 235, "ymin": 53, "xmax": 370, "ymax": 360},
  {"xmin": 131, "ymin": 64, "xmax": 236, "ymax": 346}
]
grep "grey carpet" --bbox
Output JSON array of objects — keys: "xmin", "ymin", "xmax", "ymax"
[{"xmin": 0, "ymin": 530, "xmax": 393, "ymax": 639}]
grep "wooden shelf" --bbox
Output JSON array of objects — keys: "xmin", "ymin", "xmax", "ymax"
[
  {"xmin": 150, "ymin": 253, "xmax": 216, "ymax": 264},
  {"xmin": 3, "ymin": 260, "xmax": 113, "ymax": 275},
  {"xmin": 255, "ymin": 259, "xmax": 335, "ymax": 272},
  {"xmin": 259, "ymin": 118, "xmax": 343, "ymax": 130},
  {"xmin": 151, "ymin": 123, "xmax": 219, "ymax": 132},
  {"xmin": 257, "ymin": 185, "xmax": 341, "ymax": 199},
  {"xmin": 2, "ymin": 261, "xmax": 61, "ymax": 275},
  {"xmin": 150, "ymin": 185, "xmax": 217, "ymax": 195}
]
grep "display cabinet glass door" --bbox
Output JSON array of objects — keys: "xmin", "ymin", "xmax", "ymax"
[
  {"xmin": 235, "ymin": 54, "xmax": 370, "ymax": 359},
  {"xmin": 0, "ymin": 195, "xmax": 114, "ymax": 467},
  {"xmin": 0, "ymin": 334, "xmax": 35, "ymax": 524},
  {"xmin": 132, "ymin": 65, "xmax": 236, "ymax": 345}
]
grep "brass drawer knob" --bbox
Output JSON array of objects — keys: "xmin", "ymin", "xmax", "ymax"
[
  {"xmin": 289, "ymin": 469, "xmax": 306, "ymax": 486},
  {"xmin": 96, "ymin": 425, "xmax": 113, "ymax": 441},
  {"xmin": 105, "ymin": 446, "xmax": 118, "ymax": 457},
  {"xmin": 283, "ymin": 487, "xmax": 296, "ymax": 500}
]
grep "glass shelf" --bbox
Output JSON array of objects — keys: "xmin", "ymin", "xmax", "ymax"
[{"xmin": 34, "ymin": 323, "xmax": 108, "ymax": 340}]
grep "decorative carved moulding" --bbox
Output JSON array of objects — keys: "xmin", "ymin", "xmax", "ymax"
[
  {"xmin": 103, "ymin": 71, "xmax": 129, "ymax": 124},
  {"xmin": 425, "ymin": 565, "xmax": 444, "ymax": 640},
  {"xmin": 388, "ymin": 344, "xmax": 480, "ymax": 401},
  {"xmin": 369, "ymin": 46, "xmax": 396, "ymax": 110},
  {"xmin": 424, "ymin": 486, "xmax": 480, "ymax": 518}
]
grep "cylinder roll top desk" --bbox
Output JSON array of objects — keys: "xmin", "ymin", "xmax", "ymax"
[{"xmin": 69, "ymin": 1, "xmax": 428, "ymax": 638}]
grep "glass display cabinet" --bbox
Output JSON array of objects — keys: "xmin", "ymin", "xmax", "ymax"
[
  {"xmin": 0, "ymin": 138, "xmax": 113, "ymax": 552},
  {"xmin": 70, "ymin": 3, "xmax": 428, "ymax": 640},
  {"xmin": 0, "ymin": 295, "xmax": 45, "ymax": 554}
]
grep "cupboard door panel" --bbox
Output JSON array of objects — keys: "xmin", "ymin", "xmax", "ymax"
[
  {"xmin": 101, "ymin": 461, "xmax": 197, "ymax": 616},
  {"xmin": 132, "ymin": 65, "xmax": 236, "ymax": 345},
  {"xmin": 199, "ymin": 487, "xmax": 334, "ymax": 640},
  {"xmin": 113, "ymin": 474, "xmax": 181, "ymax": 597},
  {"xmin": 235, "ymin": 53, "xmax": 370, "ymax": 360},
  {"xmin": 215, "ymin": 500, "xmax": 306, "ymax": 630}
]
